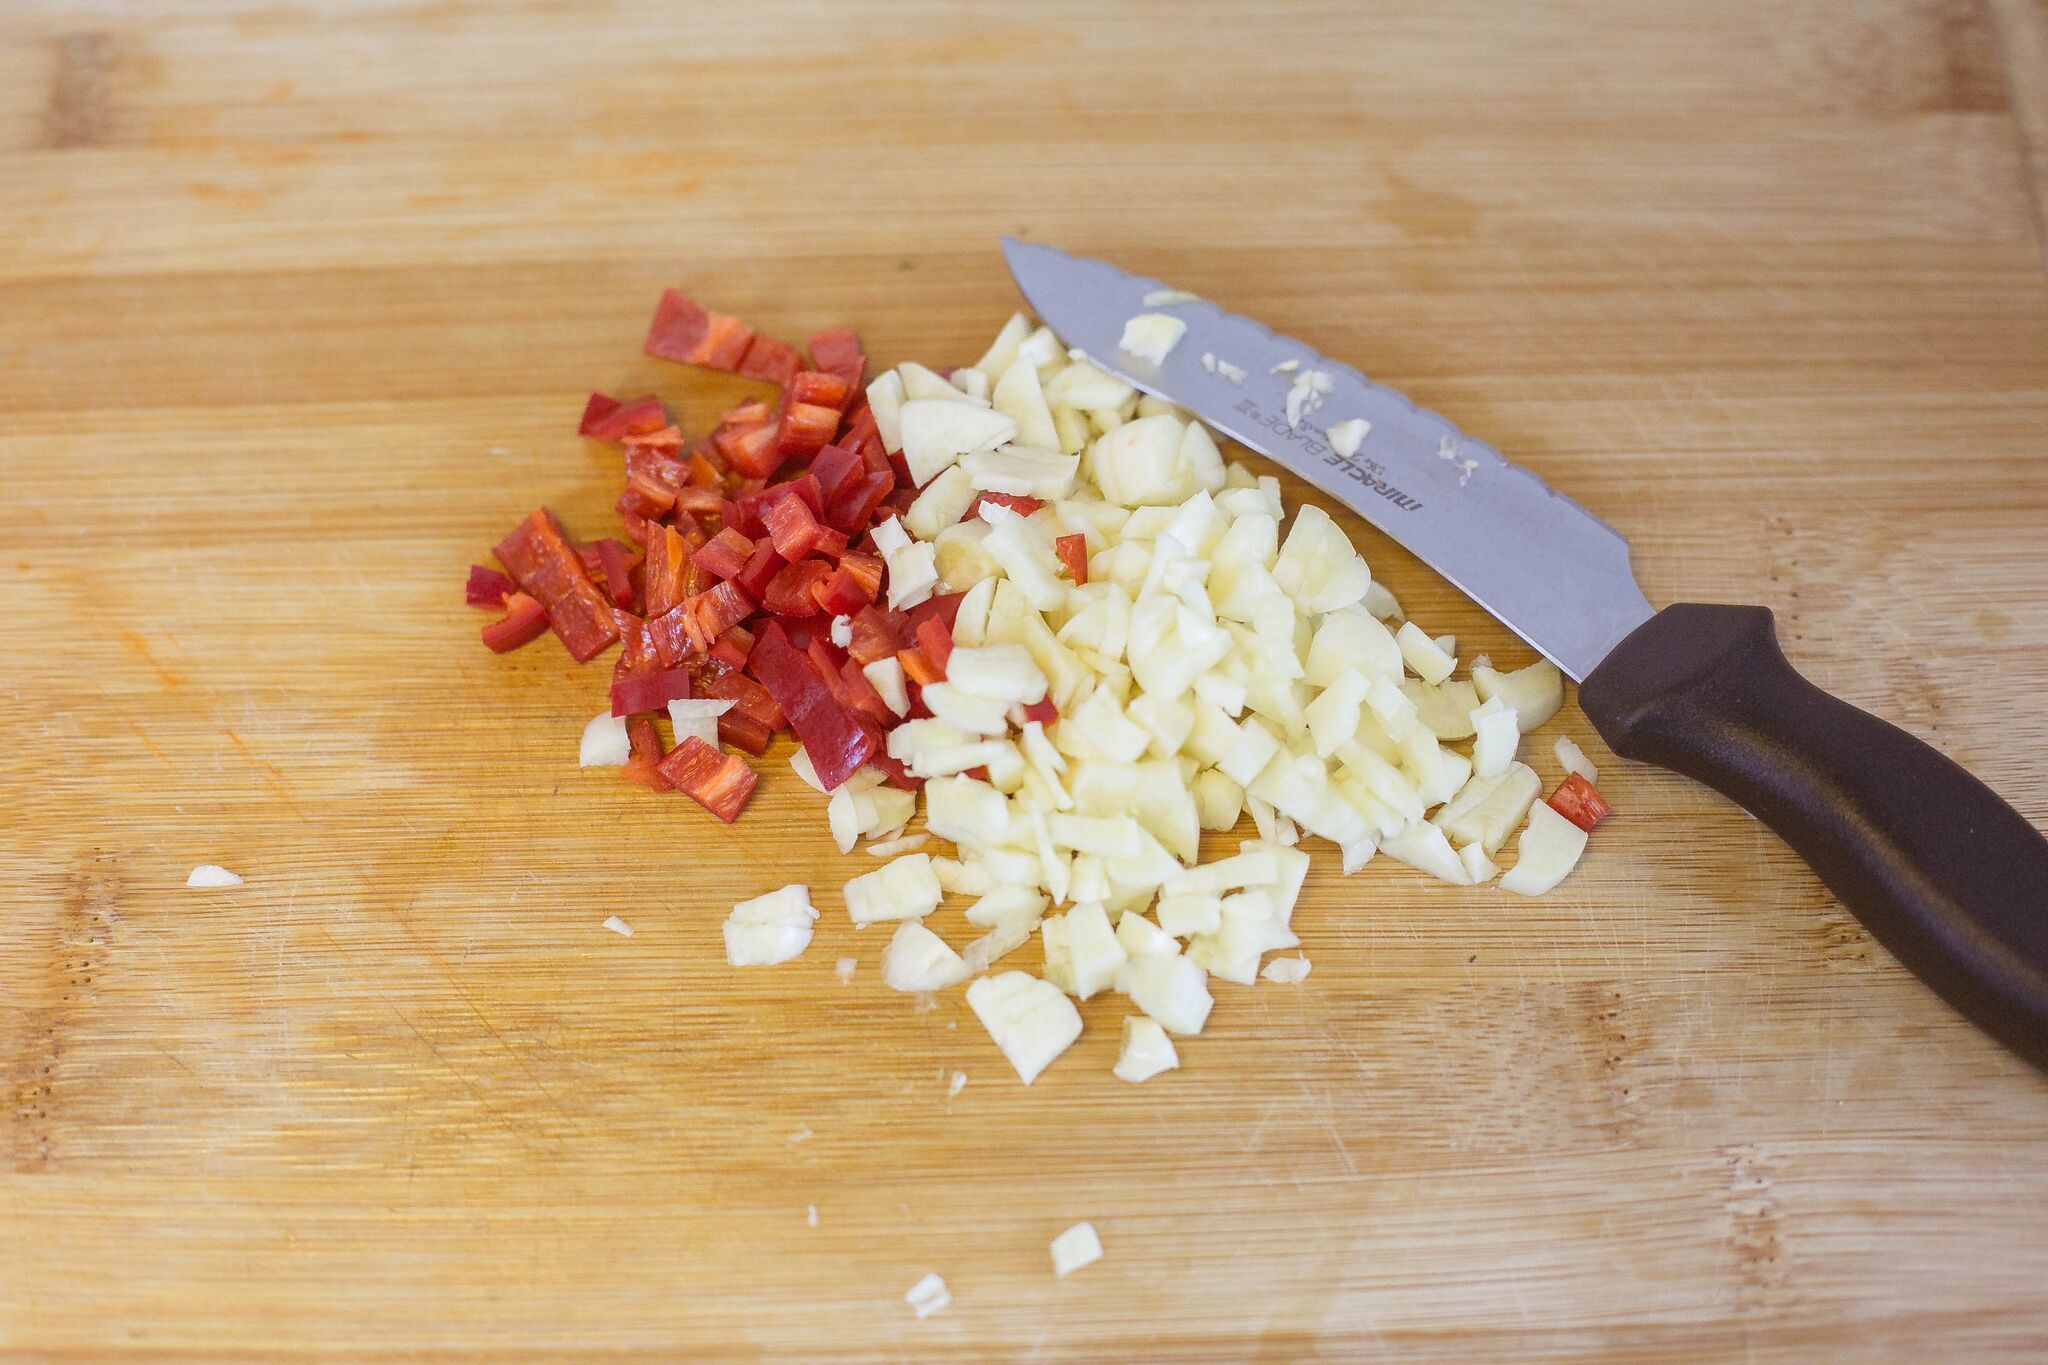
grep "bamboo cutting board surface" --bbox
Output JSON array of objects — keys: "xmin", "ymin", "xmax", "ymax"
[{"xmin": 5, "ymin": 1, "xmax": 2048, "ymax": 1359}]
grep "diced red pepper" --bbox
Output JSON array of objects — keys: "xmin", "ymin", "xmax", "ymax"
[
  {"xmin": 734, "ymin": 542, "xmax": 786, "ymax": 601},
  {"xmin": 615, "ymin": 609, "xmax": 658, "ymax": 673},
  {"xmin": 737, "ymin": 335, "xmax": 802, "ymax": 387},
  {"xmin": 1547, "ymin": 773, "xmax": 1613, "ymax": 832},
  {"xmin": 481, "ymin": 592, "xmax": 549, "ymax": 653},
  {"xmin": 466, "ymin": 564, "xmax": 515, "ymax": 609},
  {"xmin": 847, "ymin": 605, "xmax": 907, "ymax": 665},
  {"xmin": 748, "ymin": 623, "xmax": 880, "ymax": 791},
  {"xmin": 905, "ymin": 591, "xmax": 965, "ymax": 634},
  {"xmin": 580, "ymin": 393, "xmax": 667, "ymax": 441},
  {"xmin": 621, "ymin": 424, "xmax": 683, "ymax": 450},
  {"xmin": 685, "ymin": 449, "xmax": 724, "ymax": 489},
  {"xmin": 696, "ymin": 527, "xmax": 755, "ymax": 581},
  {"xmin": 675, "ymin": 486, "xmax": 726, "ymax": 519},
  {"xmin": 764, "ymin": 558, "xmax": 831, "ymax": 616},
  {"xmin": 808, "ymin": 443, "xmax": 863, "ymax": 502},
  {"xmin": 623, "ymin": 716, "xmax": 671, "ymax": 790},
  {"xmin": 658, "ymin": 736, "xmax": 759, "ymax": 822},
  {"xmin": 812, "ymin": 566, "xmax": 875, "ymax": 617},
  {"xmin": 647, "ymin": 604, "xmax": 697, "ymax": 668},
  {"xmin": 717, "ymin": 711, "xmax": 774, "ymax": 756},
  {"xmin": 620, "ymin": 510, "xmax": 652, "ymax": 547},
  {"xmin": 839, "ymin": 405, "xmax": 883, "ymax": 464},
  {"xmin": 775, "ymin": 402, "xmax": 840, "ymax": 459},
  {"xmin": 826, "ymin": 470, "xmax": 895, "ymax": 533},
  {"xmin": 703, "ymin": 668, "xmax": 784, "ymax": 731},
  {"xmin": 837, "ymin": 656, "xmax": 894, "ymax": 725},
  {"xmin": 777, "ymin": 472, "xmax": 824, "ymax": 519},
  {"xmin": 492, "ymin": 508, "xmax": 619, "ymax": 662},
  {"xmin": 644, "ymin": 290, "xmax": 754, "ymax": 372},
  {"xmin": 1055, "ymin": 533, "xmax": 1088, "ymax": 584},
  {"xmin": 915, "ymin": 616, "xmax": 954, "ymax": 676},
  {"xmin": 787, "ymin": 370, "xmax": 852, "ymax": 411},
  {"xmin": 610, "ymin": 667, "xmax": 693, "ymax": 717},
  {"xmin": 721, "ymin": 421, "xmax": 786, "ymax": 481},
  {"xmin": 869, "ymin": 749, "xmax": 921, "ymax": 791},
  {"xmin": 574, "ymin": 542, "xmax": 606, "ymax": 579},
  {"xmin": 642, "ymin": 524, "xmax": 691, "ymax": 619},
  {"xmin": 1021, "ymin": 697, "xmax": 1059, "ymax": 726},
  {"xmin": 763, "ymin": 493, "xmax": 826, "ymax": 561},
  {"xmin": 593, "ymin": 539, "xmax": 643, "ymax": 610},
  {"xmin": 691, "ymin": 580, "xmax": 756, "ymax": 646},
  {"xmin": 624, "ymin": 443, "xmax": 689, "ymax": 492},
  {"xmin": 812, "ymin": 527, "xmax": 850, "ymax": 559},
  {"xmin": 577, "ymin": 392, "xmax": 621, "ymax": 437},
  {"xmin": 897, "ymin": 645, "xmax": 941, "ymax": 686},
  {"xmin": 802, "ymin": 325, "xmax": 860, "ymax": 378},
  {"xmin": 839, "ymin": 550, "xmax": 884, "ymax": 598},
  {"xmin": 617, "ymin": 476, "xmax": 675, "ymax": 522},
  {"xmin": 708, "ymin": 624, "xmax": 755, "ymax": 671},
  {"xmin": 966, "ymin": 492, "xmax": 1042, "ymax": 520}
]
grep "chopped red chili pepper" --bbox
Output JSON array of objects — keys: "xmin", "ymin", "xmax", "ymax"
[
  {"xmin": 610, "ymin": 667, "xmax": 693, "ymax": 717},
  {"xmin": 915, "ymin": 616, "xmax": 954, "ymax": 676},
  {"xmin": 1055, "ymin": 533, "xmax": 1088, "ymax": 584},
  {"xmin": 787, "ymin": 370, "xmax": 852, "ymax": 411},
  {"xmin": 808, "ymin": 443, "xmax": 862, "ymax": 502},
  {"xmin": 827, "ymin": 470, "xmax": 895, "ymax": 533},
  {"xmin": 658, "ymin": 736, "xmax": 758, "ymax": 822},
  {"xmin": 580, "ymin": 393, "xmax": 668, "ymax": 441},
  {"xmin": 966, "ymin": 492, "xmax": 1042, "ymax": 520},
  {"xmin": 492, "ymin": 508, "xmax": 620, "ymax": 662},
  {"xmin": 642, "ymin": 524, "xmax": 691, "ymax": 619},
  {"xmin": 622, "ymin": 716, "xmax": 671, "ymax": 790},
  {"xmin": 592, "ymin": 539, "xmax": 643, "ymax": 610},
  {"xmin": 1547, "ymin": 773, "xmax": 1613, "ymax": 832},
  {"xmin": 708, "ymin": 624, "xmax": 755, "ymax": 671},
  {"xmin": 466, "ymin": 564, "xmax": 515, "ymax": 609},
  {"xmin": 775, "ymin": 402, "xmax": 840, "ymax": 460},
  {"xmin": 764, "ymin": 558, "xmax": 832, "ymax": 617},
  {"xmin": 702, "ymin": 668, "xmax": 784, "ymax": 731},
  {"xmin": 897, "ymin": 645, "xmax": 941, "ymax": 686},
  {"xmin": 807, "ymin": 328, "xmax": 866, "ymax": 396},
  {"xmin": 694, "ymin": 527, "xmax": 753, "ymax": 581},
  {"xmin": 716, "ymin": 711, "xmax": 774, "ymax": 756},
  {"xmin": 748, "ymin": 623, "xmax": 880, "ymax": 790},
  {"xmin": 734, "ymin": 542, "xmax": 786, "ymax": 601},
  {"xmin": 1021, "ymin": 697, "xmax": 1059, "ymax": 726},
  {"xmin": 481, "ymin": 591, "xmax": 550, "ymax": 653},
  {"xmin": 690, "ymin": 580, "xmax": 756, "ymax": 647},
  {"xmin": 763, "ymin": 493, "xmax": 826, "ymax": 561},
  {"xmin": 905, "ymin": 591, "xmax": 965, "ymax": 634},
  {"xmin": 644, "ymin": 290, "xmax": 754, "ymax": 372},
  {"xmin": 737, "ymin": 335, "xmax": 802, "ymax": 388},
  {"xmin": 621, "ymin": 424, "xmax": 683, "ymax": 450}
]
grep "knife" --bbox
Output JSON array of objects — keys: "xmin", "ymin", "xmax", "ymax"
[{"xmin": 1004, "ymin": 237, "xmax": 2048, "ymax": 1072}]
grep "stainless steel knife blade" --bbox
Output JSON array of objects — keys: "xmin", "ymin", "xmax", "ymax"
[{"xmin": 1002, "ymin": 238, "xmax": 1654, "ymax": 681}]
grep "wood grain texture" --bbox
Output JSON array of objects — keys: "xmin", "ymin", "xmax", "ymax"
[{"xmin": 4, "ymin": 1, "xmax": 2048, "ymax": 1359}]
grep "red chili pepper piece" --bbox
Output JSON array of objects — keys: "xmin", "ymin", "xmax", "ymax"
[
  {"xmin": 481, "ymin": 592, "xmax": 550, "ymax": 653},
  {"xmin": 716, "ymin": 711, "xmax": 774, "ymax": 756},
  {"xmin": 492, "ymin": 508, "xmax": 619, "ymax": 662},
  {"xmin": 733, "ymin": 542, "xmax": 786, "ymax": 601},
  {"xmin": 1547, "ymin": 772, "xmax": 1613, "ymax": 832},
  {"xmin": 737, "ymin": 336, "xmax": 802, "ymax": 388},
  {"xmin": 693, "ymin": 528, "xmax": 752, "ymax": 581},
  {"xmin": 642, "ymin": 523, "xmax": 691, "ymax": 619},
  {"xmin": 622, "ymin": 716, "xmax": 671, "ymax": 790},
  {"xmin": 806, "ymin": 327, "xmax": 866, "ymax": 395},
  {"xmin": 787, "ymin": 371, "xmax": 852, "ymax": 411},
  {"xmin": 580, "ymin": 393, "xmax": 667, "ymax": 441},
  {"xmin": 1055, "ymin": 533, "xmax": 1088, "ymax": 584},
  {"xmin": 708, "ymin": 624, "xmax": 755, "ymax": 671},
  {"xmin": 593, "ymin": 539, "xmax": 643, "ymax": 611},
  {"xmin": 826, "ymin": 470, "xmax": 895, "ymax": 533},
  {"xmin": 965, "ymin": 492, "xmax": 1041, "ymax": 520},
  {"xmin": 905, "ymin": 591, "xmax": 965, "ymax": 634},
  {"xmin": 764, "ymin": 558, "xmax": 832, "ymax": 617},
  {"xmin": 1021, "ymin": 697, "xmax": 1059, "ymax": 726},
  {"xmin": 897, "ymin": 645, "xmax": 941, "ymax": 686},
  {"xmin": 610, "ymin": 667, "xmax": 694, "ymax": 717},
  {"xmin": 466, "ymin": 564, "xmax": 515, "ymax": 609},
  {"xmin": 657, "ymin": 736, "xmax": 759, "ymax": 822},
  {"xmin": 808, "ymin": 443, "xmax": 863, "ymax": 502},
  {"xmin": 763, "ymin": 493, "xmax": 826, "ymax": 561},
  {"xmin": 644, "ymin": 290, "xmax": 754, "ymax": 372},
  {"xmin": 915, "ymin": 616, "xmax": 954, "ymax": 676},
  {"xmin": 702, "ymin": 668, "xmax": 784, "ymax": 731},
  {"xmin": 775, "ymin": 402, "xmax": 840, "ymax": 460},
  {"xmin": 748, "ymin": 623, "xmax": 881, "ymax": 791}
]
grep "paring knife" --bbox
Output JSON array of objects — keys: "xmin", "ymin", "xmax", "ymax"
[{"xmin": 1004, "ymin": 237, "xmax": 2048, "ymax": 1072}]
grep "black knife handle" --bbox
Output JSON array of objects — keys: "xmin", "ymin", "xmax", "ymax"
[{"xmin": 1579, "ymin": 603, "xmax": 2048, "ymax": 1070}]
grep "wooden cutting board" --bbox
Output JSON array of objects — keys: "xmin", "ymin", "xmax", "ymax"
[{"xmin": 5, "ymin": 0, "xmax": 2048, "ymax": 1358}]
